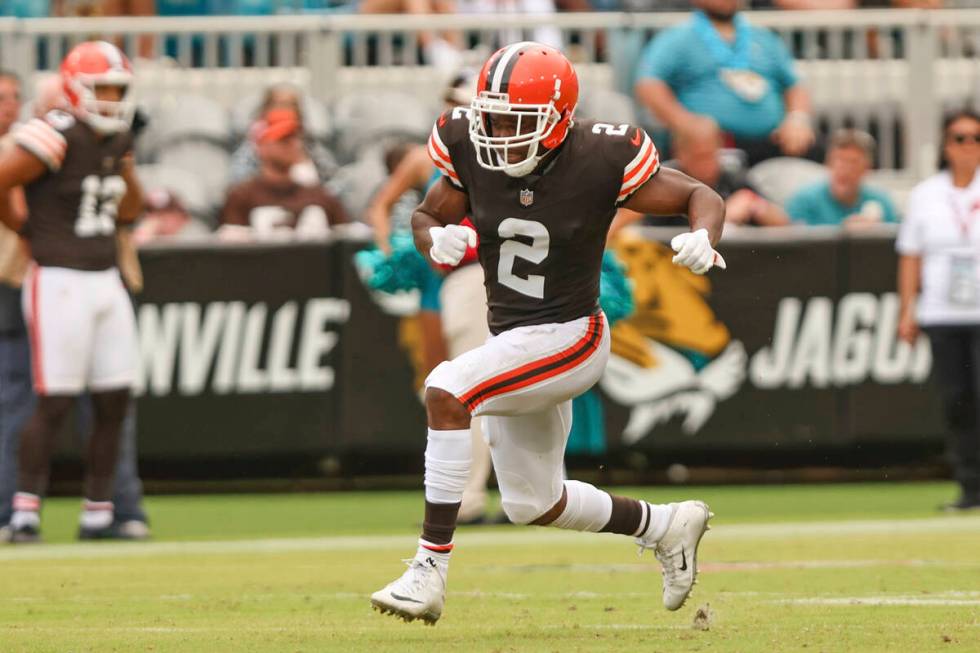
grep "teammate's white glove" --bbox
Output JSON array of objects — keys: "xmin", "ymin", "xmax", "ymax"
[
  {"xmin": 428, "ymin": 224, "xmax": 477, "ymax": 266},
  {"xmin": 670, "ymin": 228, "xmax": 727, "ymax": 275}
]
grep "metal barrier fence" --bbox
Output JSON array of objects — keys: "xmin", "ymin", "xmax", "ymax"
[{"xmin": 1, "ymin": 10, "xmax": 978, "ymax": 179}]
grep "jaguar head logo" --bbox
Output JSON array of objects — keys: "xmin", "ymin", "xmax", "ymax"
[{"xmin": 600, "ymin": 236, "xmax": 747, "ymax": 443}]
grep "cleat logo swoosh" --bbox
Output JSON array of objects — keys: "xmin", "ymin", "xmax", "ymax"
[
  {"xmin": 390, "ymin": 593, "xmax": 424, "ymax": 604},
  {"xmin": 679, "ymin": 550, "xmax": 688, "ymax": 572}
]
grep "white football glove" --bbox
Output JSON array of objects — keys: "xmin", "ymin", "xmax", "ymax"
[
  {"xmin": 428, "ymin": 224, "xmax": 477, "ymax": 266},
  {"xmin": 670, "ymin": 228, "xmax": 727, "ymax": 275}
]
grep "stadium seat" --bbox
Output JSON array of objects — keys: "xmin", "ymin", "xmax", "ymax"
[
  {"xmin": 149, "ymin": 93, "xmax": 230, "ymax": 145},
  {"xmin": 157, "ymin": 141, "xmax": 231, "ymax": 212},
  {"xmin": 746, "ymin": 157, "xmax": 828, "ymax": 207},
  {"xmin": 331, "ymin": 90, "xmax": 433, "ymax": 164},
  {"xmin": 135, "ymin": 163, "xmax": 211, "ymax": 219},
  {"xmin": 327, "ymin": 142, "xmax": 391, "ymax": 222},
  {"xmin": 575, "ymin": 88, "xmax": 637, "ymax": 126}
]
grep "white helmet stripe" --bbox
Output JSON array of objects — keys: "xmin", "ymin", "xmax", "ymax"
[
  {"xmin": 490, "ymin": 41, "xmax": 535, "ymax": 93},
  {"xmin": 97, "ymin": 40, "xmax": 125, "ymax": 71}
]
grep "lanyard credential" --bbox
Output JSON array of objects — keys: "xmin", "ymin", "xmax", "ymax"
[{"xmin": 947, "ymin": 190, "xmax": 980, "ymax": 240}]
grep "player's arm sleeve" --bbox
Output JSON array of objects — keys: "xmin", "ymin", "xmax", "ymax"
[
  {"xmin": 613, "ymin": 127, "xmax": 662, "ymax": 207},
  {"xmin": 12, "ymin": 119, "xmax": 67, "ymax": 172},
  {"xmin": 427, "ymin": 112, "xmax": 467, "ymax": 192}
]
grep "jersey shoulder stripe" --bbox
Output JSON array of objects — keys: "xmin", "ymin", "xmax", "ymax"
[
  {"xmin": 13, "ymin": 118, "xmax": 68, "ymax": 172},
  {"xmin": 427, "ymin": 123, "xmax": 462, "ymax": 188},
  {"xmin": 617, "ymin": 131, "xmax": 660, "ymax": 203},
  {"xmin": 428, "ymin": 111, "xmax": 469, "ymax": 189}
]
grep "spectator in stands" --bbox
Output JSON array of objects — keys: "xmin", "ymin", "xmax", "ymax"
[
  {"xmin": 229, "ymin": 83, "xmax": 337, "ymax": 186},
  {"xmin": 634, "ymin": 0, "xmax": 815, "ymax": 165},
  {"xmin": 220, "ymin": 107, "xmax": 349, "ymax": 241},
  {"xmin": 669, "ymin": 117, "xmax": 788, "ymax": 227},
  {"xmin": 454, "ymin": 0, "xmax": 564, "ymax": 51},
  {"xmin": 52, "ymin": 1, "xmax": 156, "ymax": 57},
  {"xmin": 359, "ymin": 0, "xmax": 463, "ymax": 69},
  {"xmin": 897, "ymin": 108, "xmax": 980, "ymax": 512},
  {"xmin": 132, "ymin": 188, "xmax": 211, "ymax": 245},
  {"xmin": 786, "ymin": 128, "xmax": 898, "ymax": 229}
]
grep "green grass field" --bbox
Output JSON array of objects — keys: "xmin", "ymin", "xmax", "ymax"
[{"xmin": 2, "ymin": 482, "xmax": 979, "ymax": 652}]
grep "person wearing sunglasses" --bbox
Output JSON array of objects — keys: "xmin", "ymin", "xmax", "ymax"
[{"xmin": 897, "ymin": 108, "xmax": 980, "ymax": 511}]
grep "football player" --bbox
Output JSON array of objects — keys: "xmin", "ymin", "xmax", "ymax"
[
  {"xmin": 0, "ymin": 41, "xmax": 143, "ymax": 542},
  {"xmin": 372, "ymin": 42, "xmax": 726, "ymax": 624}
]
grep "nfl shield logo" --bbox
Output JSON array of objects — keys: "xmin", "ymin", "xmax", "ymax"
[{"xmin": 519, "ymin": 188, "xmax": 534, "ymax": 207}]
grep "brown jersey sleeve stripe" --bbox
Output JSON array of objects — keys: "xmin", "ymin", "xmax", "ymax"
[{"xmin": 459, "ymin": 314, "xmax": 603, "ymax": 412}]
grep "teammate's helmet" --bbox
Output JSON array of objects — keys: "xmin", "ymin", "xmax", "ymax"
[
  {"xmin": 469, "ymin": 42, "xmax": 579, "ymax": 178},
  {"xmin": 61, "ymin": 41, "xmax": 134, "ymax": 135}
]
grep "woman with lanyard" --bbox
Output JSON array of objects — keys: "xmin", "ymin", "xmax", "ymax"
[{"xmin": 897, "ymin": 108, "xmax": 980, "ymax": 511}]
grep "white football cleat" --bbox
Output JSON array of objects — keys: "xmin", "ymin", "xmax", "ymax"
[
  {"xmin": 371, "ymin": 555, "xmax": 447, "ymax": 625},
  {"xmin": 637, "ymin": 500, "xmax": 712, "ymax": 611}
]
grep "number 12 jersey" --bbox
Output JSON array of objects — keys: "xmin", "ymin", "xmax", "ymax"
[
  {"xmin": 428, "ymin": 109, "xmax": 660, "ymax": 334},
  {"xmin": 13, "ymin": 111, "xmax": 133, "ymax": 272}
]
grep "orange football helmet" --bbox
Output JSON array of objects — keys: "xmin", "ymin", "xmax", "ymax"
[
  {"xmin": 61, "ymin": 40, "xmax": 134, "ymax": 134},
  {"xmin": 469, "ymin": 42, "xmax": 579, "ymax": 177}
]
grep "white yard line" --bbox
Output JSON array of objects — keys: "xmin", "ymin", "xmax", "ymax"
[
  {"xmin": 775, "ymin": 597, "xmax": 980, "ymax": 607},
  {"xmin": 1, "ymin": 515, "xmax": 978, "ymax": 562}
]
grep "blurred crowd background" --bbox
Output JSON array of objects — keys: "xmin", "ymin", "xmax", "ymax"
[
  {"xmin": 0, "ymin": 2, "xmax": 978, "ymax": 510},
  {"xmin": 2, "ymin": 1, "xmax": 977, "ymax": 245}
]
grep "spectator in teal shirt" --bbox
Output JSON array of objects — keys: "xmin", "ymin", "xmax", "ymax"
[
  {"xmin": 786, "ymin": 128, "xmax": 899, "ymax": 229},
  {"xmin": 634, "ymin": 0, "xmax": 815, "ymax": 164}
]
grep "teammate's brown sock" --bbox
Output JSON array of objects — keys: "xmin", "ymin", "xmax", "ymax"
[{"xmin": 421, "ymin": 500, "xmax": 461, "ymax": 545}]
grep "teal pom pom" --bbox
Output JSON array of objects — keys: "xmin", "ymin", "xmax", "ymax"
[
  {"xmin": 354, "ymin": 232, "xmax": 435, "ymax": 294},
  {"xmin": 598, "ymin": 250, "xmax": 634, "ymax": 326}
]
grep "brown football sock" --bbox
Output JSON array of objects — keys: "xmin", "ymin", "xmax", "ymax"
[
  {"xmin": 421, "ymin": 501, "xmax": 461, "ymax": 545},
  {"xmin": 599, "ymin": 494, "xmax": 649, "ymax": 537}
]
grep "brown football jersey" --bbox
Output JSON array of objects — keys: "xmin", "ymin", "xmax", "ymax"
[
  {"xmin": 428, "ymin": 110, "xmax": 660, "ymax": 334},
  {"xmin": 14, "ymin": 111, "xmax": 134, "ymax": 271},
  {"xmin": 222, "ymin": 176, "xmax": 349, "ymax": 236}
]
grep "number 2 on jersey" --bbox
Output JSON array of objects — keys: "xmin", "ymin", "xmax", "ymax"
[
  {"xmin": 75, "ymin": 174, "xmax": 125, "ymax": 238},
  {"xmin": 498, "ymin": 218, "xmax": 549, "ymax": 299}
]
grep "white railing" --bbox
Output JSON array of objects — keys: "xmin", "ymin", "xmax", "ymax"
[{"xmin": 1, "ymin": 10, "xmax": 978, "ymax": 179}]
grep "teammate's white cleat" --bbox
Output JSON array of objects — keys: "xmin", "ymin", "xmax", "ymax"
[
  {"xmin": 371, "ymin": 555, "xmax": 447, "ymax": 625},
  {"xmin": 637, "ymin": 500, "xmax": 712, "ymax": 611}
]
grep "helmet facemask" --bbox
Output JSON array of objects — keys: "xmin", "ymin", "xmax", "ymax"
[
  {"xmin": 469, "ymin": 91, "xmax": 562, "ymax": 178},
  {"xmin": 68, "ymin": 72, "xmax": 134, "ymax": 134}
]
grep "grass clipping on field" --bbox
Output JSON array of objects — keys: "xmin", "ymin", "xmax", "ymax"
[{"xmin": 693, "ymin": 603, "xmax": 712, "ymax": 631}]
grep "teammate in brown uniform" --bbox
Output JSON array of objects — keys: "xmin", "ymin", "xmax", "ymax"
[
  {"xmin": 372, "ymin": 42, "xmax": 727, "ymax": 624},
  {"xmin": 0, "ymin": 41, "xmax": 143, "ymax": 542}
]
